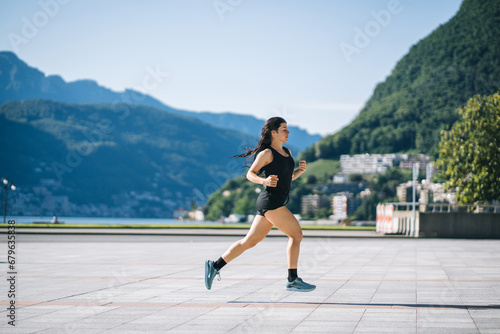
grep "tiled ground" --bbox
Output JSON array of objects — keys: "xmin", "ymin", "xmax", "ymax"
[{"xmin": 0, "ymin": 233, "xmax": 499, "ymax": 333}]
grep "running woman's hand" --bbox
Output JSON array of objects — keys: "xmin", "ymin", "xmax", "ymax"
[
  {"xmin": 298, "ymin": 160, "xmax": 307, "ymax": 173},
  {"xmin": 264, "ymin": 175, "xmax": 279, "ymax": 187}
]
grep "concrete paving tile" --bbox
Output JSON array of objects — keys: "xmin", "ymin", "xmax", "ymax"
[
  {"xmin": 227, "ymin": 324, "xmax": 299, "ymax": 334},
  {"xmin": 417, "ymin": 322, "xmax": 478, "ymax": 329},
  {"xmin": 16, "ymin": 308, "xmax": 60, "ymax": 319},
  {"xmin": 37, "ymin": 328, "xmax": 104, "ymax": 334},
  {"xmin": 104, "ymin": 330, "xmax": 168, "ymax": 334},
  {"xmin": 371, "ymin": 291, "xmax": 417, "ymax": 303},
  {"xmin": 469, "ymin": 310, "xmax": 500, "ymax": 318},
  {"xmin": 124, "ymin": 315, "xmax": 181, "ymax": 326},
  {"xmin": 291, "ymin": 321, "xmax": 358, "ymax": 333},
  {"xmin": 291, "ymin": 327, "xmax": 356, "ymax": 333},
  {"xmin": 473, "ymin": 317, "xmax": 500, "ymax": 326},
  {"xmin": 195, "ymin": 314, "xmax": 253, "ymax": 322},
  {"xmin": 324, "ymin": 296, "xmax": 374, "ymax": 304},
  {"xmin": 355, "ymin": 329, "xmax": 416, "ymax": 334},
  {"xmin": 1, "ymin": 325, "xmax": 54, "ymax": 334},
  {"xmin": 416, "ymin": 327, "xmax": 478, "ymax": 334},
  {"xmin": 361, "ymin": 310, "xmax": 416, "ymax": 321},
  {"xmin": 255, "ymin": 307, "xmax": 314, "ymax": 319},
  {"xmin": 304, "ymin": 308, "xmax": 365, "ymax": 322},
  {"xmin": 203, "ymin": 307, "xmax": 264, "ymax": 317},
  {"xmin": 54, "ymin": 319, "xmax": 118, "ymax": 330},
  {"xmin": 13, "ymin": 315, "xmax": 84, "ymax": 324},
  {"xmin": 417, "ymin": 309, "xmax": 471, "ymax": 318},
  {"xmin": 299, "ymin": 320, "xmax": 359, "ymax": 327},
  {"xmin": 123, "ymin": 320, "xmax": 183, "ymax": 329}
]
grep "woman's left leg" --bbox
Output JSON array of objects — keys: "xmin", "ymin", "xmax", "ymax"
[
  {"xmin": 265, "ymin": 206, "xmax": 315, "ymax": 292},
  {"xmin": 264, "ymin": 206, "xmax": 303, "ymax": 269}
]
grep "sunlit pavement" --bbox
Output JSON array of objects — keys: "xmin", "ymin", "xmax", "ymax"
[{"xmin": 0, "ymin": 233, "xmax": 499, "ymax": 333}]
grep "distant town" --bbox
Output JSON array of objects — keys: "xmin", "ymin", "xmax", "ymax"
[{"xmin": 5, "ymin": 153, "xmax": 457, "ymax": 223}]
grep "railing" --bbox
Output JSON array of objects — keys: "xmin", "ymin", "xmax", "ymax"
[
  {"xmin": 384, "ymin": 202, "xmax": 500, "ymax": 213},
  {"xmin": 391, "ymin": 202, "xmax": 417, "ymax": 211},
  {"xmin": 425, "ymin": 204, "xmax": 500, "ymax": 213},
  {"xmin": 376, "ymin": 202, "xmax": 500, "ymax": 237}
]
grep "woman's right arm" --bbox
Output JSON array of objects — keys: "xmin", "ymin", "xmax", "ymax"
[{"xmin": 246, "ymin": 149, "xmax": 278, "ymax": 187}]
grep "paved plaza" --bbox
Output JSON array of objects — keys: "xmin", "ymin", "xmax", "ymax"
[{"xmin": 0, "ymin": 232, "xmax": 499, "ymax": 333}]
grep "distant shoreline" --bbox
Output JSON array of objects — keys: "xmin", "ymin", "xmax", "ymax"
[{"xmin": 0, "ymin": 223, "xmax": 376, "ymax": 231}]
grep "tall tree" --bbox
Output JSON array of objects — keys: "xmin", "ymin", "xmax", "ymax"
[{"xmin": 437, "ymin": 91, "xmax": 500, "ymax": 204}]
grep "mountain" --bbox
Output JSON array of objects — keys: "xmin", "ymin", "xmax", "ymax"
[
  {"xmin": 194, "ymin": 111, "xmax": 319, "ymax": 154},
  {"xmin": 0, "ymin": 99, "xmax": 257, "ymax": 217},
  {"xmin": 301, "ymin": 0, "xmax": 500, "ymax": 161},
  {"xmin": 0, "ymin": 51, "xmax": 320, "ymax": 150}
]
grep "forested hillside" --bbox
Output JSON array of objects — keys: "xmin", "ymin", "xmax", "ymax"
[
  {"xmin": 301, "ymin": 0, "xmax": 500, "ymax": 161},
  {"xmin": 0, "ymin": 100, "xmax": 255, "ymax": 216}
]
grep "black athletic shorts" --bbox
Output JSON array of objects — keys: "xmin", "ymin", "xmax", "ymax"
[{"xmin": 256, "ymin": 189, "xmax": 289, "ymax": 216}]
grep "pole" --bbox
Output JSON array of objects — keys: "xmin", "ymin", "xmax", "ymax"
[
  {"xmin": 3, "ymin": 185, "xmax": 6, "ymax": 224},
  {"xmin": 412, "ymin": 162, "xmax": 419, "ymax": 237}
]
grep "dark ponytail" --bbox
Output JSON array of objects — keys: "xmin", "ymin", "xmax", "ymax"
[{"xmin": 232, "ymin": 116, "xmax": 286, "ymax": 167}]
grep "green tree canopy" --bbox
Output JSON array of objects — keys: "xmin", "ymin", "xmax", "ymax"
[{"xmin": 437, "ymin": 91, "xmax": 500, "ymax": 203}]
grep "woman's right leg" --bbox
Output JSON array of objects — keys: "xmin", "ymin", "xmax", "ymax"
[
  {"xmin": 205, "ymin": 215, "xmax": 272, "ymax": 290},
  {"xmin": 221, "ymin": 214, "xmax": 273, "ymax": 263}
]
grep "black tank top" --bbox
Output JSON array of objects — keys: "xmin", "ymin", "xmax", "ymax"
[{"xmin": 261, "ymin": 146, "xmax": 295, "ymax": 197}]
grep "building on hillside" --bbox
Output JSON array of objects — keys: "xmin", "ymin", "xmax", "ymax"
[
  {"xmin": 399, "ymin": 154, "xmax": 432, "ymax": 172},
  {"xmin": 332, "ymin": 192, "xmax": 362, "ymax": 220},
  {"xmin": 40, "ymin": 195, "xmax": 71, "ymax": 216},
  {"xmin": 420, "ymin": 181, "xmax": 457, "ymax": 205},
  {"xmin": 397, "ymin": 181, "xmax": 414, "ymax": 202},
  {"xmin": 301, "ymin": 194, "xmax": 330, "ymax": 215},
  {"xmin": 340, "ymin": 153, "xmax": 433, "ymax": 175},
  {"xmin": 396, "ymin": 181, "xmax": 456, "ymax": 205},
  {"xmin": 333, "ymin": 174, "xmax": 349, "ymax": 183},
  {"xmin": 173, "ymin": 208, "xmax": 188, "ymax": 220},
  {"xmin": 340, "ymin": 154, "xmax": 402, "ymax": 174},
  {"xmin": 315, "ymin": 182, "xmax": 369, "ymax": 196},
  {"xmin": 188, "ymin": 206, "xmax": 206, "ymax": 221}
]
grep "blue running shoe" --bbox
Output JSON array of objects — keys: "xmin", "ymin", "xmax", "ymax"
[
  {"xmin": 204, "ymin": 260, "xmax": 220, "ymax": 290},
  {"xmin": 285, "ymin": 277, "xmax": 316, "ymax": 292}
]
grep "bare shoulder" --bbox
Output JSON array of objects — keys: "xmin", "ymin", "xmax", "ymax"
[
  {"xmin": 260, "ymin": 148, "xmax": 272, "ymax": 155},
  {"xmin": 285, "ymin": 147, "xmax": 293, "ymax": 157},
  {"xmin": 249, "ymin": 148, "xmax": 273, "ymax": 173},
  {"xmin": 257, "ymin": 148, "xmax": 273, "ymax": 162}
]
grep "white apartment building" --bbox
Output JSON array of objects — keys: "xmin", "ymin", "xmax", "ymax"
[
  {"xmin": 340, "ymin": 153, "xmax": 432, "ymax": 175},
  {"xmin": 301, "ymin": 194, "xmax": 329, "ymax": 215},
  {"xmin": 331, "ymin": 193, "xmax": 362, "ymax": 220},
  {"xmin": 340, "ymin": 154, "xmax": 401, "ymax": 175},
  {"xmin": 332, "ymin": 194, "xmax": 348, "ymax": 220}
]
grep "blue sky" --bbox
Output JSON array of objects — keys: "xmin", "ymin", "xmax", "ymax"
[{"xmin": 0, "ymin": 0, "xmax": 462, "ymax": 136}]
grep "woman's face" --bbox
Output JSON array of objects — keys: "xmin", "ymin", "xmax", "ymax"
[{"xmin": 273, "ymin": 122, "xmax": 289, "ymax": 143}]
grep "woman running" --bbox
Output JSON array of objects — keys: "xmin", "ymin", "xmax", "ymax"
[{"xmin": 205, "ymin": 117, "xmax": 316, "ymax": 292}]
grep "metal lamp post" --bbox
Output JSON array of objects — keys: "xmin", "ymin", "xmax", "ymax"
[
  {"xmin": 412, "ymin": 163, "xmax": 419, "ymax": 237},
  {"xmin": 2, "ymin": 177, "xmax": 16, "ymax": 224}
]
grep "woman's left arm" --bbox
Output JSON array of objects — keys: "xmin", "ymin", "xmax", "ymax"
[
  {"xmin": 293, "ymin": 160, "xmax": 307, "ymax": 180},
  {"xmin": 291, "ymin": 147, "xmax": 306, "ymax": 181}
]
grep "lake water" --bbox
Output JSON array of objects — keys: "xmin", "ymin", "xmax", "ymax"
[{"xmin": 7, "ymin": 216, "xmax": 220, "ymax": 225}]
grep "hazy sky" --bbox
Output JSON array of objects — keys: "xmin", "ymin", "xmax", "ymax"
[{"xmin": 0, "ymin": 0, "xmax": 462, "ymax": 136}]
